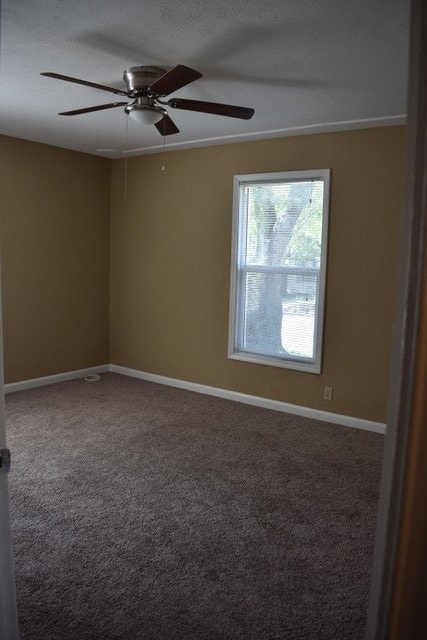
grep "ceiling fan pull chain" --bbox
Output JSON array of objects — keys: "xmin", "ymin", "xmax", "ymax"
[
  {"xmin": 124, "ymin": 114, "xmax": 129, "ymax": 200},
  {"xmin": 161, "ymin": 129, "xmax": 166, "ymax": 173}
]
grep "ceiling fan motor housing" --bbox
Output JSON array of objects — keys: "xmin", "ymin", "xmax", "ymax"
[{"xmin": 124, "ymin": 66, "xmax": 167, "ymax": 96}]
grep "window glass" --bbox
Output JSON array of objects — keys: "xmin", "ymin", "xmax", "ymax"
[{"xmin": 229, "ymin": 170, "xmax": 330, "ymax": 373}]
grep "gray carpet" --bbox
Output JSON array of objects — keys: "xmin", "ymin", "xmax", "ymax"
[{"xmin": 5, "ymin": 373, "xmax": 383, "ymax": 640}]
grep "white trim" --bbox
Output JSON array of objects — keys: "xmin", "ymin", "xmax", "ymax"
[
  {"xmin": 4, "ymin": 365, "xmax": 109, "ymax": 394},
  {"xmin": 109, "ymin": 364, "xmax": 386, "ymax": 434},
  {"xmin": 3, "ymin": 363, "xmax": 386, "ymax": 434},
  {"xmin": 119, "ymin": 115, "xmax": 406, "ymax": 158}
]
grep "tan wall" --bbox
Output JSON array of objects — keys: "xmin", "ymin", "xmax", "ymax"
[
  {"xmin": 110, "ymin": 127, "xmax": 405, "ymax": 423},
  {"xmin": 0, "ymin": 135, "xmax": 110, "ymax": 383},
  {"xmin": 0, "ymin": 128, "xmax": 404, "ymax": 420}
]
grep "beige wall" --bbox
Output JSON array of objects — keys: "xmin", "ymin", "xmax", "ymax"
[
  {"xmin": 110, "ymin": 127, "xmax": 405, "ymax": 423},
  {"xmin": 0, "ymin": 128, "xmax": 404, "ymax": 422},
  {"xmin": 0, "ymin": 135, "xmax": 110, "ymax": 383}
]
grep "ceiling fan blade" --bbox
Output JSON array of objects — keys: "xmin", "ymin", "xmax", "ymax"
[
  {"xmin": 41, "ymin": 72, "xmax": 128, "ymax": 96},
  {"xmin": 149, "ymin": 65, "xmax": 202, "ymax": 96},
  {"xmin": 154, "ymin": 114, "xmax": 180, "ymax": 136},
  {"xmin": 168, "ymin": 98, "xmax": 254, "ymax": 120},
  {"xmin": 59, "ymin": 102, "xmax": 128, "ymax": 116}
]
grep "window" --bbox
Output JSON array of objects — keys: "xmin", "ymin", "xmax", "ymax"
[{"xmin": 229, "ymin": 169, "xmax": 330, "ymax": 373}]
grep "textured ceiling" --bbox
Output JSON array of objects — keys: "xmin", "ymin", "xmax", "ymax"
[{"xmin": 0, "ymin": 0, "xmax": 410, "ymax": 158}]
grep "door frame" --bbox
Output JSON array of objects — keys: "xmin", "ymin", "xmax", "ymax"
[
  {"xmin": 365, "ymin": 0, "xmax": 427, "ymax": 637},
  {"xmin": 0, "ymin": 270, "xmax": 20, "ymax": 638}
]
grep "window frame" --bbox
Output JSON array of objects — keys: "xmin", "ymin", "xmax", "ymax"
[{"xmin": 228, "ymin": 169, "xmax": 331, "ymax": 374}]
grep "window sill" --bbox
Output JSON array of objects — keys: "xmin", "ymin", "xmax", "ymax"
[{"xmin": 228, "ymin": 351, "xmax": 321, "ymax": 374}]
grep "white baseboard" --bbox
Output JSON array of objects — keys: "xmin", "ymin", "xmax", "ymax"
[
  {"xmin": 3, "ymin": 363, "xmax": 386, "ymax": 434},
  {"xmin": 4, "ymin": 365, "xmax": 110, "ymax": 394},
  {"xmin": 109, "ymin": 364, "xmax": 386, "ymax": 434}
]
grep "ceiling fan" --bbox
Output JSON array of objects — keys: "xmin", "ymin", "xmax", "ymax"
[{"xmin": 40, "ymin": 65, "xmax": 255, "ymax": 135}]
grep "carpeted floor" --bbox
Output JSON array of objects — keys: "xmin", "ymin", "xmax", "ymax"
[{"xmin": 5, "ymin": 373, "xmax": 383, "ymax": 640}]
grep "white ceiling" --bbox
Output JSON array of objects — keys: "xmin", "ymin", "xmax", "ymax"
[{"xmin": 0, "ymin": 0, "xmax": 410, "ymax": 159}]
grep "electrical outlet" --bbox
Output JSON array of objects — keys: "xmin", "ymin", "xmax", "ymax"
[{"xmin": 323, "ymin": 386, "xmax": 333, "ymax": 401}]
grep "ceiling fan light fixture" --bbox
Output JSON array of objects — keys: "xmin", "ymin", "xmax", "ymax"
[{"xmin": 125, "ymin": 104, "xmax": 165, "ymax": 125}]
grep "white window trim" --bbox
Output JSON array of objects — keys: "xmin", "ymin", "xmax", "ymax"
[{"xmin": 228, "ymin": 169, "xmax": 331, "ymax": 374}]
